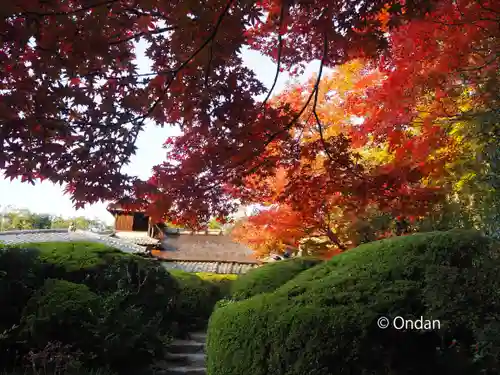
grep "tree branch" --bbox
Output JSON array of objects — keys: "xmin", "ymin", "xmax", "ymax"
[
  {"xmin": 109, "ymin": 26, "xmax": 177, "ymax": 46},
  {"xmin": 258, "ymin": 2, "xmax": 286, "ymax": 112},
  {"xmin": 243, "ymin": 27, "xmax": 328, "ymax": 175},
  {"xmin": 204, "ymin": 38, "xmax": 214, "ymax": 87},
  {"xmin": 120, "ymin": 0, "xmax": 235, "ymax": 171},
  {"xmin": 325, "ymin": 226, "xmax": 347, "ymax": 250},
  {"xmin": 137, "ymin": 0, "xmax": 235, "ymax": 123},
  {"xmin": 313, "ymin": 32, "xmax": 335, "ymax": 162}
]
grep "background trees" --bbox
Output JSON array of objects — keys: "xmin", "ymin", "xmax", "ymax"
[{"xmin": 0, "ymin": 207, "xmax": 109, "ymax": 231}]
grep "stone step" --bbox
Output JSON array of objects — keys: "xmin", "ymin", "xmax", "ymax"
[
  {"xmin": 165, "ymin": 352, "xmax": 206, "ymax": 366},
  {"xmin": 187, "ymin": 332, "xmax": 207, "ymax": 342},
  {"xmin": 159, "ymin": 366, "xmax": 206, "ymax": 375},
  {"xmin": 168, "ymin": 340, "xmax": 205, "ymax": 354}
]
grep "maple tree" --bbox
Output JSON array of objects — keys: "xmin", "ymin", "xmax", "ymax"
[
  {"xmin": 231, "ymin": 0, "xmax": 500, "ymax": 253},
  {"xmin": 1, "ymin": 0, "xmax": 498, "ymax": 230},
  {"xmin": 366, "ymin": 0, "xmax": 500, "ymax": 238},
  {"xmin": 229, "ymin": 207, "xmax": 300, "ymax": 259},
  {"xmin": 231, "ymin": 59, "xmax": 442, "ymax": 253}
]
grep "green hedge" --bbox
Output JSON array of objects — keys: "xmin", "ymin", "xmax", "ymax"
[
  {"xmin": 196, "ymin": 272, "xmax": 238, "ymax": 298},
  {"xmin": 13, "ymin": 242, "xmax": 179, "ymax": 327},
  {"xmin": 18, "ymin": 278, "xmax": 170, "ymax": 371},
  {"xmin": 207, "ymin": 230, "xmax": 500, "ymax": 375},
  {"xmin": 0, "ymin": 242, "xmax": 178, "ymax": 372},
  {"xmin": 229, "ymin": 257, "xmax": 323, "ymax": 301},
  {"xmin": 0, "ymin": 247, "xmax": 48, "ymax": 333},
  {"xmin": 20, "ymin": 279, "xmax": 101, "ymax": 352},
  {"xmin": 169, "ymin": 270, "xmax": 237, "ymax": 334},
  {"xmin": 33, "ymin": 241, "xmax": 130, "ymax": 271}
]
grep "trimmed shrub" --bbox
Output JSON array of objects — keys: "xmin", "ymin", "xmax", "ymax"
[
  {"xmin": 31, "ymin": 241, "xmax": 140, "ymax": 291},
  {"xmin": 87, "ymin": 255, "xmax": 179, "ymax": 334},
  {"xmin": 32, "ymin": 241, "xmax": 129, "ymax": 271},
  {"xmin": 19, "ymin": 279, "xmax": 170, "ymax": 372},
  {"xmin": 20, "ymin": 279, "xmax": 101, "ymax": 353},
  {"xmin": 0, "ymin": 242, "xmax": 179, "ymax": 372},
  {"xmin": 207, "ymin": 230, "xmax": 500, "ymax": 375},
  {"xmin": 0, "ymin": 247, "xmax": 49, "ymax": 332},
  {"xmin": 169, "ymin": 270, "xmax": 225, "ymax": 333},
  {"xmin": 14, "ymin": 242, "xmax": 179, "ymax": 333},
  {"xmin": 0, "ymin": 247, "xmax": 56, "ymax": 367},
  {"xmin": 196, "ymin": 272, "xmax": 238, "ymax": 298},
  {"xmin": 229, "ymin": 257, "xmax": 323, "ymax": 301},
  {"xmin": 87, "ymin": 286, "xmax": 171, "ymax": 371},
  {"xmin": 168, "ymin": 271, "xmax": 236, "ymax": 335}
]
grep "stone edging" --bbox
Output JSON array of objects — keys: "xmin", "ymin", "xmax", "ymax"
[{"xmin": 0, "ymin": 229, "xmax": 68, "ymax": 235}]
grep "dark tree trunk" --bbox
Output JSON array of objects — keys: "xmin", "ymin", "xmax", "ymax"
[{"xmin": 325, "ymin": 227, "xmax": 347, "ymax": 250}]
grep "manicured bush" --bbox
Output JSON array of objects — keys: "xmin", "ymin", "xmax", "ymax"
[
  {"xmin": 16, "ymin": 279, "xmax": 100, "ymax": 370},
  {"xmin": 169, "ymin": 270, "xmax": 232, "ymax": 333},
  {"xmin": 207, "ymin": 230, "xmax": 500, "ymax": 375},
  {"xmin": 20, "ymin": 279, "xmax": 101, "ymax": 352},
  {"xmin": 32, "ymin": 241, "xmax": 129, "ymax": 271},
  {"xmin": 13, "ymin": 242, "xmax": 179, "ymax": 333},
  {"xmin": 229, "ymin": 257, "xmax": 323, "ymax": 301},
  {"xmin": 0, "ymin": 247, "xmax": 49, "ymax": 332},
  {"xmin": 0, "ymin": 247, "xmax": 57, "ymax": 368},
  {"xmin": 31, "ymin": 241, "xmax": 140, "ymax": 291},
  {"xmin": 0, "ymin": 242, "xmax": 179, "ymax": 373},
  {"xmin": 195, "ymin": 272, "xmax": 238, "ymax": 298},
  {"xmin": 18, "ymin": 279, "xmax": 169, "ymax": 372},
  {"xmin": 86, "ymin": 284, "xmax": 171, "ymax": 371}
]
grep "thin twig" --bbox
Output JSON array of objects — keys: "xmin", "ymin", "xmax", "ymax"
[
  {"xmin": 475, "ymin": 0, "xmax": 500, "ymax": 15},
  {"xmin": 258, "ymin": 2, "xmax": 286, "ymax": 113},
  {"xmin": 109, "ymin": 26, "xmax": 177, "ymax": 46},
  {"xmin": 244, "ymin": 27, "xmax": 329, "ymax": 175},
  {"xmin": 459, "ymin": 54, "xmax": 499, "ymax": 71},
  {"xmin": 137, "ymin": 0, "xmax": 235, "ymax": 123},
  {"xmin": 313, "ymin": 32, "xmax": 333, "ymax": 161},
  {"xmin": 204, "ymin": 40, "xmax": 214, "ymax": 87},
  {"xmin": 120, "ymin": 0, "xmax": 235, "ymax": 171}
]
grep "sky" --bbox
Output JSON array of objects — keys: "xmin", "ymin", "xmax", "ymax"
[{"xmin": 0, "ymin": 41, "xmax": 322, "ymax": 225}]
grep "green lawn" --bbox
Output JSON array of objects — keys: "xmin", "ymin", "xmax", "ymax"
[{"xmin": 2, "ymin": 241, "xmax": 134, "ymax": 271}]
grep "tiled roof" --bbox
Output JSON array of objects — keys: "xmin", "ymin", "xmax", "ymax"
[
  {"xmin": 112, "ymin": 232, "xmax": 160, "ymax": 246},
  {"xmin": 107, "ymin": 199, "xmax": 148, "ymax": 213},
  {"xmin": 161, "ymin": 261, "xmax": 258, "ymax": 274},
  {"xmin": 0, "ymin": 230, "xmax": 149, "ymax": 254},
  {"xmin": 0, "ymin": 229, "xmax": 261, "ymax": 274},
  {"xmin": 107, "ymin": 203, "xmax": 146, "ymax": 213},
  {"xmin": 152, "ymin": 234, "xmax": 259, "ymax": 264}
]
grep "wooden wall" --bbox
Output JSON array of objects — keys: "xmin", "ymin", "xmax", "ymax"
[
  {"xmin": 114, "ymin": 212, "xmax": 151, "ymax": 232},
  {"xmin": 115, "ymin": 213, "xmax": 134, "ymax": 231}
]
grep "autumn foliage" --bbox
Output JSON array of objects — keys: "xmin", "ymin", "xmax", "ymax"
[
  {"xmin": 230, "ymin": 204, "xmax": 306, "ymax": 258},
  {"xmin": 232, "ymin": 0, "xmax": 500, "ymax": 254},
  {"xmin": 1, "ymin": 0, "xmax": 499, "ymax": 240}
]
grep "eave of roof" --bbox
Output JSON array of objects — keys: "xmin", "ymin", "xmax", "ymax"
[
  {"xmin": 151, "ymin": 249, "xmax": 260, "ymax": 264},
  {"xmin": 107, "ymin": 198, "xmax": 149, "ymax": 213},
  {"xmin": 107, "ymin": 205, "xmax": 146, "ymax": 213},
  {"xmin": 161, "ymin": 260, "xmax": 260, "ymax": 274}
]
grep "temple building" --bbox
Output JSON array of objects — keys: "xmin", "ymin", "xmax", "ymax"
[
  {"xmin": 107, "ymin": 201, "xmax": 260, "ymax": 274},
  {"xmin": 106, "ymin": 202, "xmax": 164, "ymax": 246}
]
